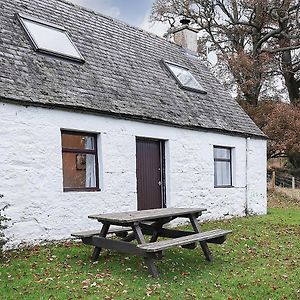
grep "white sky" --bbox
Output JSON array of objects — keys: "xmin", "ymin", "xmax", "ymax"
[{"xmin": 69, "ymin": 0, "xmax": 168, "ymax": 36}]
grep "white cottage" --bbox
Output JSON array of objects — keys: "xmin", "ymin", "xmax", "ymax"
[{"xmin": 0, "ymin": 0, "xmax": 267, "ymax": 248}]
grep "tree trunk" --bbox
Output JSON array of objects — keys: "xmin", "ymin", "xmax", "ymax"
[
  {"xmin": 281, "ymin": 50, "xmax": 300, "ymax": 105},
  {"xmin": 278, "ymin": 7, "xmax": 300, "ymax": 106},
  {"xmin": 237, "ymin": 61, "xmax": 262, "ymax": 106},
  {"xmin": 287, "ymin": 153, "xmax": 300, "ymax": 170},
  {"xmin": 242, "ymin": 86, "xmax": 260, "ymax": 106}
]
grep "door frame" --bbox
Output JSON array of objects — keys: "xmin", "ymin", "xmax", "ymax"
[{"xmin": 136, "ymin": 137, "xmax": 167, "ymax": 209}]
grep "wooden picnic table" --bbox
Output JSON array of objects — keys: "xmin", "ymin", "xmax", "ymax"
[{"xmin": 72, "ymin": 207, "xmax": 231, "ymax": 277}]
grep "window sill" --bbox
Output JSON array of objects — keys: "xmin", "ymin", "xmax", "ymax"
[
  {"xmin": 214, "ymin": 185, "xmax": 234, "ymax": 189},
  {"xmin": 63, "ymin": 188, "xmax": 101, "ymax": 192}
]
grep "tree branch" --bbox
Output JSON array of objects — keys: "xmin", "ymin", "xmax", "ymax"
[
  {"xmin": 262, "ymin": 44, "xmax": 300, "ymax": 53},
  {"xmin": 255, "ymin": 27, "xmax": 283, "ymax": 52}
]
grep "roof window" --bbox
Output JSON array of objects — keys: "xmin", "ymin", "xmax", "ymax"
[
  {"xmin": 17, "ymin": 13, "xmax": 85, "ymax": 62},
  {"xmin": 163, "ymin": 60, "xmax": 205, "ymax": 93}
]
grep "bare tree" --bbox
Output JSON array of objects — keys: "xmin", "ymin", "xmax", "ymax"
[{"xmin": 151, "ymin": 0, "xmax": 300, "ymax": 106}]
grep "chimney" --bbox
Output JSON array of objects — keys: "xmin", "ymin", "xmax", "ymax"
[{"xmin": 168, "ymin": 18, "xmax": 198, "ymax": 54}]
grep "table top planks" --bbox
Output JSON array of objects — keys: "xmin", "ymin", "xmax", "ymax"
[{"xmin": 88, "ymin": 207, "xmax": 206, "ymax": 224}]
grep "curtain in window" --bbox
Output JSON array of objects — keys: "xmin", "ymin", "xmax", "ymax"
[
  {"xmin": 215, "ymin": 161, "xmax": 231, "ymax": 186},
  {"xmin": 85, "ymin": 137, "xmax": 96, "ymax": 187}
]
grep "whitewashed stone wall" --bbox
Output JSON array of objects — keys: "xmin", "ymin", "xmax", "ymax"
[
  {"xmin": 246, "ymin": 138, "xmax": 267, "ymax": 215},
  {"xmin": 0, "ymin": 102, "xmax": 267, "ymax": 248}
]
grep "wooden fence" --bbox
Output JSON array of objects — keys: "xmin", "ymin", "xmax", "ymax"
[{"xmin": 267, "ymin": 171, "xmax": 300, "ymax": 190}]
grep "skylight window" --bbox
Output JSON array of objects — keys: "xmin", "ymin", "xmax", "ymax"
[
  {"xmin": 17, "ymin": 13, "xmax": 84, "ymax": 62},
  {"xmin": 163, "ymin": 60, "xmax": 205, "ymax": 93}
]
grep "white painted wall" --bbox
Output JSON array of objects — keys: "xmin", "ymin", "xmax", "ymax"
[{"xmin": 0, "ymin": 102, "xmax": 267, "ymax": 248}]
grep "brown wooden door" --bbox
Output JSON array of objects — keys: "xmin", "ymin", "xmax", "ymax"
[{"xmin": 136, "ymin": 138, "xmax": 165, "ymax": 211}]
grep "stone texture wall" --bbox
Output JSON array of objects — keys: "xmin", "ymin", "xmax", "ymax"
[
  {"xmin": 246, "ymin": 138, "xmax": 267, "ymax": 215},
  {"xmin": 0, "ymin": 103, "xmax": 267, "ymax": 248}
]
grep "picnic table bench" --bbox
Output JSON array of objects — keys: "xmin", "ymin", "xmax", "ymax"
[
  {"xmin": 72, "ymin": 226, "xmax": 132, "ymax": 239},
  {"xmin": 72, "ymin": 208, "xmax": 232, "ymax": 277}
]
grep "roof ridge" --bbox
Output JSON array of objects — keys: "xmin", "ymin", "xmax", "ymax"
[{"xmin": 56, "ymin": 0, "xmax": 186, "ymax": 53}]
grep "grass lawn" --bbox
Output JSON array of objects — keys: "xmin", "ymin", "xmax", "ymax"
[{"xmin": 1, "ymin": 191, "xmax": 299, "ymax": 300}]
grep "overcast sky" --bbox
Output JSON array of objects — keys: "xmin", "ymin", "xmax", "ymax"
[{"xmin": 69, "ymin": 0, "xmax": 168, "ymax": 36}]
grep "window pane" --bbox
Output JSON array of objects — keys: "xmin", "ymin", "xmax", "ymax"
[
  {"xmin": 62, "ymin": 153, "xmax": 96, "ymax": 188},
  {"xmin": 166, "ymin": 63, "xmax": 203, "ymax": 90},
  {"xmin": 215, "ymin": 161, "xmax": 231, "ymax": 186},
  {"xmin": 22, "ymin": 18, "xmax": 83, "ymax": 60},
  {"xmin": 214, "ymin": 147, "xmax": 230, "ymax": 160},
  {"xmin": 62, "ymin": 133, "xmax": 95, "ymax": 150}
]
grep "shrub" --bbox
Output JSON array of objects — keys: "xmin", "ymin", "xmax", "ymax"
[{"xmin": 240, "ymin": 100, "xmax": 300, "ymax": 169}]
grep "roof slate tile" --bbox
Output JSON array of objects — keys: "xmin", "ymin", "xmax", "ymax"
[{"xmin": 0, "ymin": 0, "xmax": 265, "ymax": 138}]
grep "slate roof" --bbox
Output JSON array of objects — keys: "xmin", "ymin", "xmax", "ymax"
[{"xmin": 0, "ymin": 0, "xmax": 265, "ymax": 138}]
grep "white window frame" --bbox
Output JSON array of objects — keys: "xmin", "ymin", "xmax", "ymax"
[
  {"xmin": 214, "ymin": 146, "xmax": 233, "ymax": 188},
  {"xmin": 162, "ymin": 59, "xmax": 206, "ymax": 94},
  {"xmin": 17, "ymin": 13, "xmax": 85, "ymax": 62}
]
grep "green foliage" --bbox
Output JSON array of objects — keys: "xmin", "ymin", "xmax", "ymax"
[
  {"xmin": 0, "ymin": 196, "xmax": 299, "ymax": 299},
  {"xmin": 0, "ymin": 194, "xmax": 10, "ymax": 259}
]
